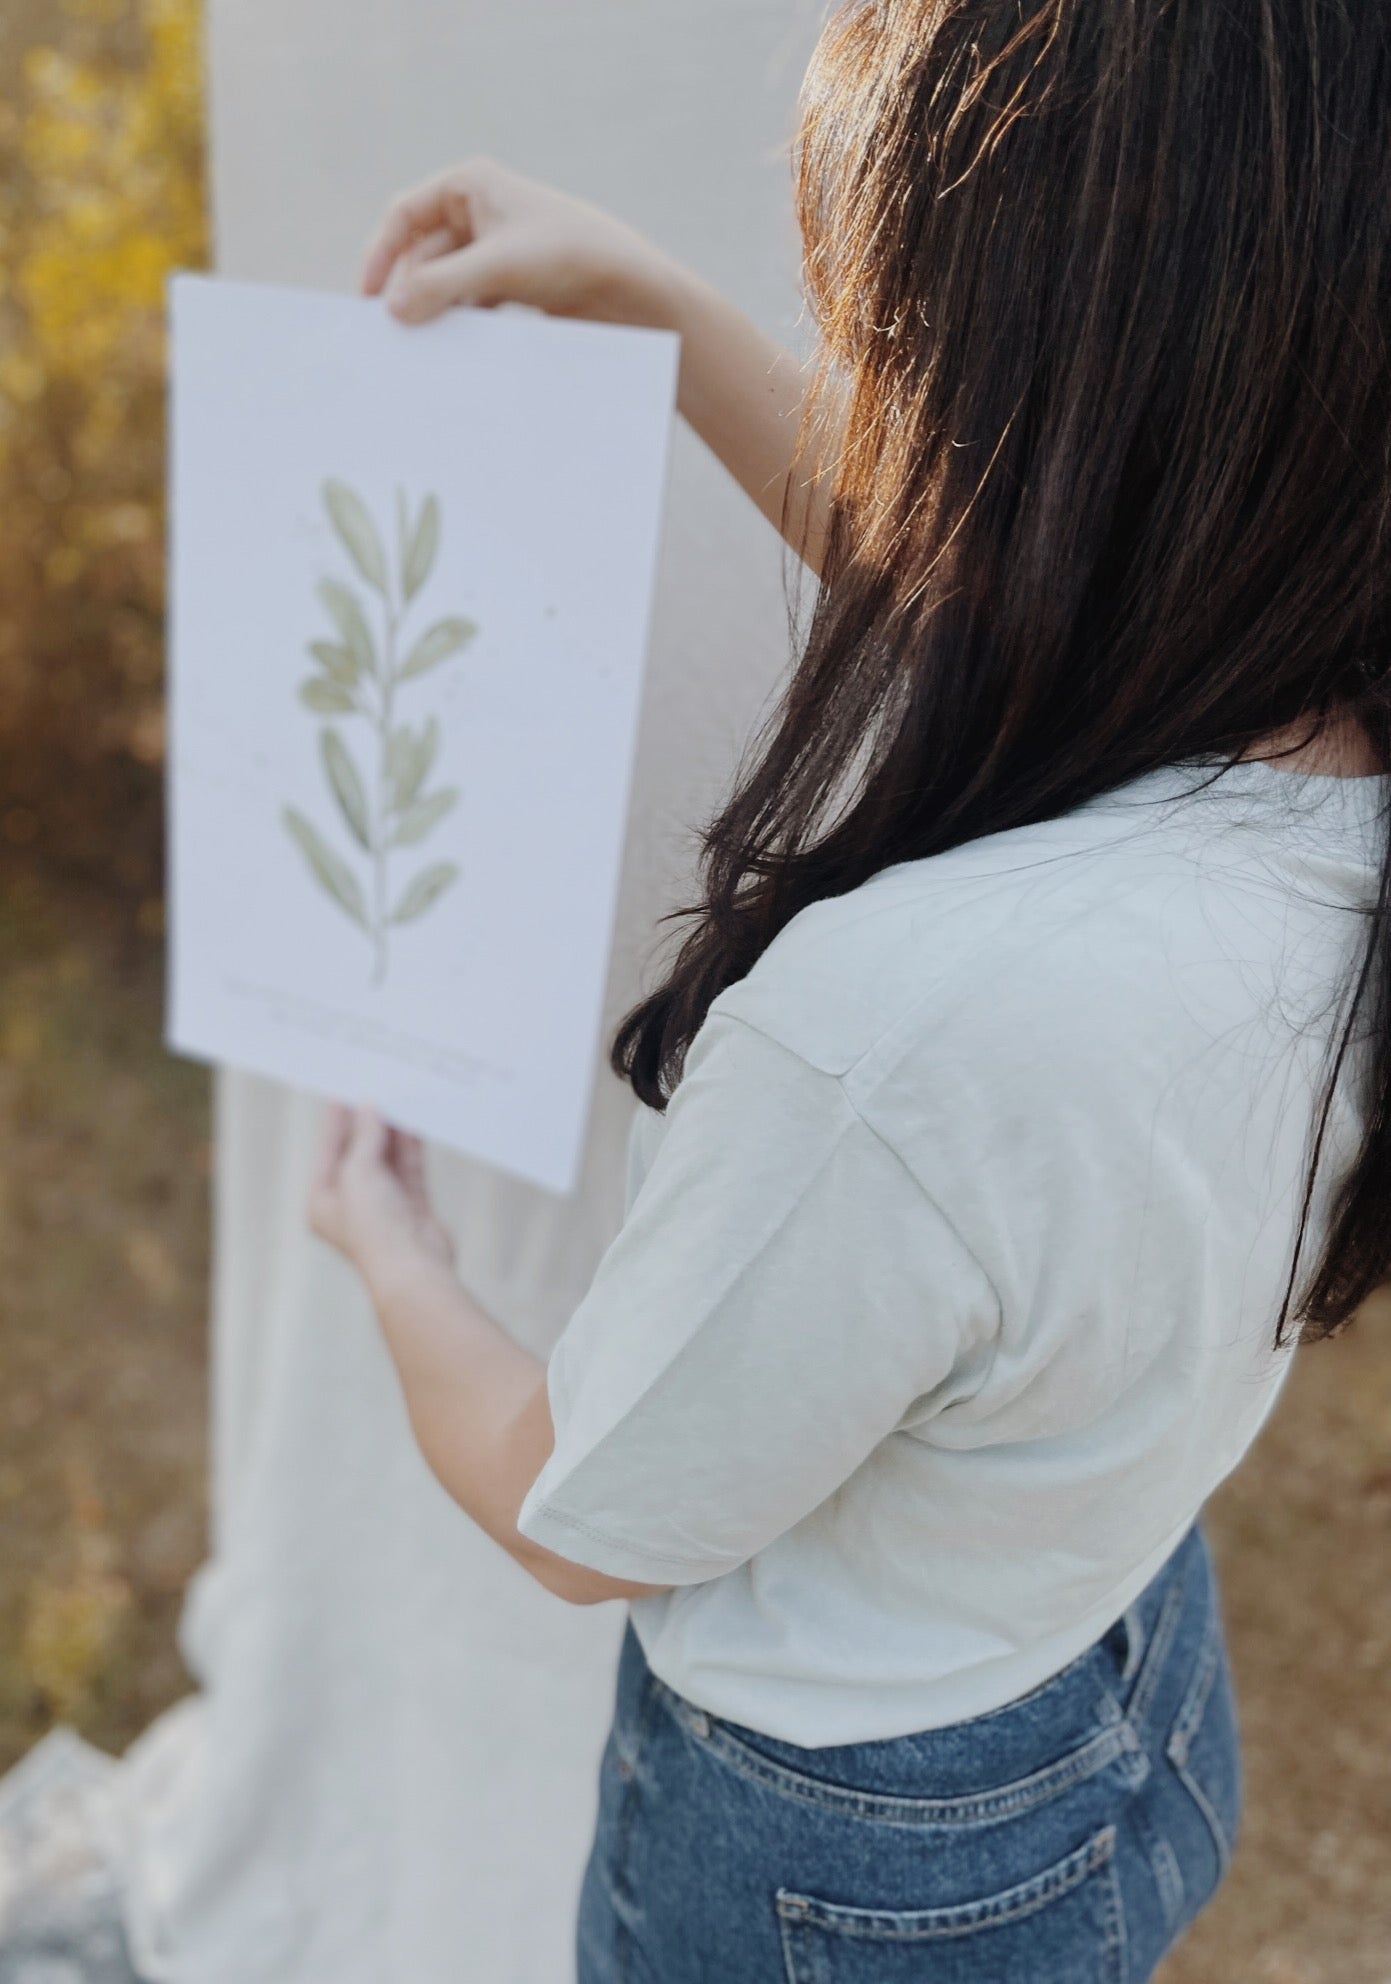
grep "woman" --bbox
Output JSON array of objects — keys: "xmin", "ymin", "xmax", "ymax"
[{"xmin": 314, "ymin": 2, "xmax": 1391, "ymax": 1975}]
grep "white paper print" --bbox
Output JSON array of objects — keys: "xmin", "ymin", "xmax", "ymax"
[{"xmin": 167, "ymin": 275, "xmax": 679, "ymax": 1192}]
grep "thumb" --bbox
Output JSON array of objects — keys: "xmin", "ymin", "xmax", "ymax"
[{"xmin": 386, "ymin": 238, "xmax": 516, "ymax": 323}]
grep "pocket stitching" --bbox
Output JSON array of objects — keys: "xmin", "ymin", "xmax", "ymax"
[
  {"xmin": 1166, "ymin": 1627, "xmax": 1217, "ymax": 1759},
  {"xmin": 1100, "ymin": 1848, "xmax": 1128, "ymax": 1984},
  {"xmin": 1133, "ymin": 1796, "xmax": 1186, "ymax": 1930},
  {"xmin": 658, "ymin": 1680, "xmax": 1136, "ymax": 1828},
  {"xmin": 1166, "ymin": 1611, "xmax": 1230, "ymax": 1872},
  {"xmin": 1125, "ymin": 1572, "xmax": 1187, "ymax": 1732},
  {"xmin": 1173, "ymin": 1757, "xmax": 1233, "ymax": 1879},
  {"xmin": 1165, "ymin": 1624, "xmax": 1234, "ymax": 1878},
  {"xmin": 774, "ymin": 1822, "xmax": 1117, "ymax": 1942}
]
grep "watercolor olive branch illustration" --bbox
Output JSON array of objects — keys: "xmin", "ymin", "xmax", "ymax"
[{"xmin": 283, "ymin": 479, "xmax": 477, "ymax": 984}]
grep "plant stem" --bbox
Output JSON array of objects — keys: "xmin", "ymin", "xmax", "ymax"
[{"xmin": 372, "ymin": 596, "xmax": 398, "ymax": 986}]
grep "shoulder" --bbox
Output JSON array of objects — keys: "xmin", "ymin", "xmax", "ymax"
[{"xmin": 709, "ymin": 783, "xmax": 1207, "ymax": 1087}]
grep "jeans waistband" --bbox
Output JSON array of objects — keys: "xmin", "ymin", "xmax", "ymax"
[{"xmin": 631, "ymin": 1521, "xmax": 1217, "ymax": 1803}]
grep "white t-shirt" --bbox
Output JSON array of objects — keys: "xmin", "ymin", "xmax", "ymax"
[{"xmin": 517, "ymin": 760, "xmax": 1385, "ymax": 1745}]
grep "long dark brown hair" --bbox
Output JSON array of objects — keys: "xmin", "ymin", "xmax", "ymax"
[{"xmin": 611, "ymin": 0, "xmax": 1391, "ymax": 1346}]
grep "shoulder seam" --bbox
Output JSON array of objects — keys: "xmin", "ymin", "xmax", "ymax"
[
  {"xmin": 835, "ymin": 1075, "xmax": 1008, "ymax": 1338},
  {"xmin": 704, "ymin": 1009, "xmax": 1007, "ymax": 1335}
]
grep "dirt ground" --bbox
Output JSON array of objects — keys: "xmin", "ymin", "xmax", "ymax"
[
  {"xmin": 0, "ymin": 863, "xmax": 1388, "ymax": 1982},
  {"xmin": 0, "ymin": 869, "xmax": 209, "ymax": 1767}
]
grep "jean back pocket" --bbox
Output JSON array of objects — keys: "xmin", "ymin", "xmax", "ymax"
[{"xmin": 776, "ymin": 1824, "xmax": 1125, "ymax": 1983}]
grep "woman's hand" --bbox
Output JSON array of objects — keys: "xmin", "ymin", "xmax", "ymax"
[
  {"xmin": 361, "ymin": 155, "xmax": 684, "ymax": 331},
  {"xmin": 309, "ymin": 1104, "xmax": 456, "ymax": 1296},
  {"xmin": 361, "ymin": 156, "xmax": 835, "ymax": 569},
  {"xmin": 305, "ymin": 1102, "xmax": 659, "ymax": 1604}
]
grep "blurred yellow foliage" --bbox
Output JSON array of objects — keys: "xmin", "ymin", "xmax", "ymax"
[
  {"xmin": 23, "ymin": 1557, "xmax": 133, "ymax": 1724},
  {"xmin": 21, "ymin": 1457, "xmax": 134, "ymax": 1724},
  {"xmin": 0, "ymin": 0, "xmax": 206, "ymax": 890},
  {"xmin": 4, "ymin": 0, "xmax": 204, "ymax": 439}
]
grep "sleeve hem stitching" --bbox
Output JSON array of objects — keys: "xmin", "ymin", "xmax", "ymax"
[{"xmin": 524, "ymin": 1499, "xmax": 741, "ymax": 1572}]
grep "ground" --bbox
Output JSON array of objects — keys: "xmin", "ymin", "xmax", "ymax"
[
  {"xmin": 0, "ymin": 864, "xmax": 1388, "ymax": 1982},
  {"xmin": 0, "ymin": 869, "xmax": 208, "ymax": 1770}
]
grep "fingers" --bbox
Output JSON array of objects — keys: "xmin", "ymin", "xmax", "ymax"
[
  {"xmin": 307, "ymin": 1101, "xmax": 354, "ymax": 1241},
  {"xmin": 346, "ymin": 1105, "xmax": 390, "ymax": 1173},
  {"xmin": 376, "ymin": 223, "xmax": 457, "ymax": 310},
  {"xmin": 360, "ymin": 160, "xmax": 492, "ymax": 296},
  {"xmin": 361, "ymin": 172, "xmax": 470, "ymax": 293},
  {"xmin": 398, "ymin": 223, "xmax": 457, "ymax": 274},
  {"xmin": 394, "ymin": 1131, "xmax": 431, "ymax": 1207},
  {"xmin": 311, "ymin": 1101, "xmax": 355, "ymax": 1196},
  {"xmin": 384, "ymin": 237, "xmax": 515, "ymax": 323},
  {"xmin": 307, "ymin": 1106, "xmax": 432, "ymax": 1271},
  {"xmin": 380, "ymin": 1123, "xmax": 429, "ymax": 1206}
]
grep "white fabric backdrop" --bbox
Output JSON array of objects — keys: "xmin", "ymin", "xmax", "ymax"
[{"xmin": 123, "ymin": 6, "xmax": 825, "ymax": 1980}]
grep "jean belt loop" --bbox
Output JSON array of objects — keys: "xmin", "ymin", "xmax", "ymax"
[{"xmin": 1119, "ymin": 1602, "xmax": 1145, "ymax": 1682}]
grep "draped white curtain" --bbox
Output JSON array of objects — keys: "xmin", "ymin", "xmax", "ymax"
[{"xmin": 122, "ymin": 6, "xmax": 824, "ymax": 1979}]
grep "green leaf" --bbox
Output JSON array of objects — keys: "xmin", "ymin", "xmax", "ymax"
[
  {"xmin": 385, "ymin": 724, "xmax": 415, "ymax": 799},
  {"xmin": 320, "ymin": 728, "xmax": 371, "ymax": 851},
  {"xmin": 385, "ymin": 726, "xmax": 414, "ymax": 806},
  {"xmin": 308, "ymin": 639, "xmax": 360, "ymax": 686},
  {"xmin": 402, "ymin": 493, "xmax": 440, "ymax": 603},
  {"xmin": 391, "ymin": 861, "xmax": 459, "ymax": 924},
  {"xmin": 323, "ymin": 478, "xmax": 388, "ymax": 593},
  {"xmin": 283, "ymin": 807, "xmax": 368, "ymax": 928},
  {"xmin": 299, "ymin": 677, "xmax": 357, "ymax": 714},
  {"xmin": 414, "ymin": 715, "xmax": 440, "ymax": 790},
  {"xmin": 317, "ymin": 577, "xmax": 377, "ymax": 678},
  {"xmin": 398, "ymin": 616, "xmax": 476, "ymax": 683},
  {"xmin": 387, "ymin": 716, "xmax": 440, "ymax": 811},
  {"xmin": 390, "ymin": 787, "xmax": 457, "ymax": 847}
]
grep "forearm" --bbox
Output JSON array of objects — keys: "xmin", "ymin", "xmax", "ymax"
[
  {"xmin": 372, "ymin": 1251, "xmax": 542, "ymax": 1548},
  {"xmin": 618, "ymin": 257, "xmax": 839, "ymax": 573},
  {"xmin": 367, "ymin": 1250, "xmax": 659, "ymax": 1604},
  {"xmin": 670, "ymin": 269, "xmax": 835, "ymax": 570}
]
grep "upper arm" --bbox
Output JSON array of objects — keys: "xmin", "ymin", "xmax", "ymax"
[
  {"xmin": 516, "ymin": 1011, "xmax": 999, "ymax": 1590},
  {"xmin": 508, "ymin": 1380, "xmax": 670, "ymax": 1604}
]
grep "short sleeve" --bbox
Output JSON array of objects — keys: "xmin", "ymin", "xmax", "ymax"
[{"xmin": 516, "ymin": 1011, "xmax": 1000, "ymax": 1586}]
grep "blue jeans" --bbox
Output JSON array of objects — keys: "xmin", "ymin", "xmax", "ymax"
[{"xmin": 577, "ymin": 1522, "xmax": 1240, "ymax": 1981}]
